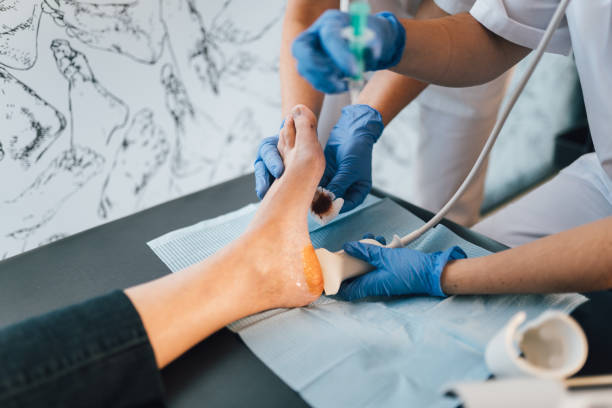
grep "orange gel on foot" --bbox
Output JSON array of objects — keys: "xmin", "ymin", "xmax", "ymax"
[{"xmin": 302, "ymin": 244, "xmax": 324, "ymax": 295}]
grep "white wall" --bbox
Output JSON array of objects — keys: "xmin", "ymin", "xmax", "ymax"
[{"xmin": 1, "ymin": 0, "xmax": 284, "ymax": 259}]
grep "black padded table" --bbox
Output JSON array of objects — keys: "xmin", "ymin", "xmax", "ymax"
[{"xmin": 0, "ymin": 174, "xmax": 610, "ymax": 407}]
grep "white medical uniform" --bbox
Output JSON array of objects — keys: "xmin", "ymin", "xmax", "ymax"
[
  {"xmin": 317, "ymin": 0, "xmax": 513, "ymax": 226},
  {"xmin": 471, "ymin": 0, "xmax": 612, "ymax": 247}
]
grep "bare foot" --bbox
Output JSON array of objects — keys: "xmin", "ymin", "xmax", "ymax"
[{"xmin": 223, "ymin": 105, "xmax": 325, "ymax": 310}]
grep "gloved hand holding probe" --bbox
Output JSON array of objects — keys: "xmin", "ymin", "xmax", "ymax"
[{"xmin": 337, "ymin": 234, "xmax": 467, "ymax": 300}]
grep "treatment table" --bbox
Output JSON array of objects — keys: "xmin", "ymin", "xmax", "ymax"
[{"xmin": 1, "ymin": 174, "xmax": 610, "ymax": 407}]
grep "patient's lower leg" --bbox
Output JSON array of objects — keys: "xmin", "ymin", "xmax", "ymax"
[{"xmin": 125, "ymin": 105, "xmax": 326, "ymax": 368}]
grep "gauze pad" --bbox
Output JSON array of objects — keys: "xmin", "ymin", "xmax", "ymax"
[
  {"xmin": 310, "ymin": 187, "xmax": 344, "ymax": 225},
  {"xmin": 148, "ymin": 197, "xmax": 587, "ymax": 408}
]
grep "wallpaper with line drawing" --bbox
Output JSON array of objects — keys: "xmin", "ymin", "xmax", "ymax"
[{"xmin": 1, "ymin": 0, "xmax": 284, "ymax": 259}]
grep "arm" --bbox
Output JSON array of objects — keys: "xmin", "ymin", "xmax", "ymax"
[
  {"xmin": 358, "ymin": 0, "xmax": 448, "ymax": 125},
  {"xmin": 442, "ymin": 217, "xmax": 612, "ymax": 294},
  {"xmin": 339, "ymin": 217, "xmax": 612, "ymax": 300},
  {"xmin": 293, "ymin": 7, "xmax": 530, "ymax": 91},
  {"xmin": 393, "ymin": 13, "xmax": 530, "ymax": 87},
  {"xmin": 358, "ymin": 70, "xmax": 425, "ymax": 125},
  {"xmin": 280, "ymin": 0, "xmax": 338, "ymax": 117}
]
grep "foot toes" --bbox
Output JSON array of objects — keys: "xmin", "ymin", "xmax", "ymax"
[
  {"xmin": 283, "ymin": 114, "xmax": 296, "ymax": 148},
  {"xmin": 291, "ymin": 104, "xmax": 317, "ymax": 134},
  {"xmin": 278, "ymin": 114, "xmax": 296, "ymax": 160}
]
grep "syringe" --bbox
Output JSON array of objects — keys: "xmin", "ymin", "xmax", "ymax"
[{"xmin": 340, "ymin": 0, "xmax": 371, "ymax": 105}]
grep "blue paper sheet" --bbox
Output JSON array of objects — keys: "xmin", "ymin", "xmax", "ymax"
[{"xmin": 148, "ymin": 197, "xmax": 585, "ymax": 408}]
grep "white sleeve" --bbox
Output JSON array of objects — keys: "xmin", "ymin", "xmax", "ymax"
[
  {"xmin": 434, "ymin": 0, "xmax": 476, "ymax": 15},
  {"xmin": 470, "ymin": 0, "xmax": 572, "ymax": 55}
]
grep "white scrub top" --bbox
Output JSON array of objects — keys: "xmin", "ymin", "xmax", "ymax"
[{"xmin": 470, "ymin": 0, "xmax": 612, "ymax": 189}]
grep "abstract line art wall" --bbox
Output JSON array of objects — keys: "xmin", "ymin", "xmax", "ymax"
[{"xmin": 1, "ymin": 0, "xmax": 284, "ymax": 259}]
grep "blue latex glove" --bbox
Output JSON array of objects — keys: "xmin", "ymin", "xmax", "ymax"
[
  {"xmin": 292, "ymin": 10, "xmax": 406, "ymax": 94},
  {"xmin": 321, "ymin": 104, "xmax": 383, "ymax": 212},
  {"xmin": 254, "ymin": 122, "xmax": 285, "ymax": 199},
  {"xmin": 337, "ymin": 237, "xmax": 467, "ymax": 300}
]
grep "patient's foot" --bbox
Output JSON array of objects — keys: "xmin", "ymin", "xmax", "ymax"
[{"xmin": 221, "ymin": 105, "xmax": 325, "ymax": 310}]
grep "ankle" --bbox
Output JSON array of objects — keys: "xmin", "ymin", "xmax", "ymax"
[{"xmin": 207, "ymin": 238, "xmax": 278, "ymax": 314}]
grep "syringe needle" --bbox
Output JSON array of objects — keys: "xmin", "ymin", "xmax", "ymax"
[{"xmin": 344, "ymin": 1, "xmax": 370, "ymax": 105}]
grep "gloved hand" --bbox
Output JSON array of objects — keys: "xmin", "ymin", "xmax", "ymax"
[
  {"xmin": 254, "ymin": 122, "xmax": 285, "ymax": 199},
  {"xmin": 337, "ymin": 234, "xmax": 467, "ymax": 300},
  {"xmin": 321, "ymin": 104, "xmax": 384, "ymax": 212},
  {"xmin": 292, "ymin": 10, "xmax": 406, "ymax": 94}
]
